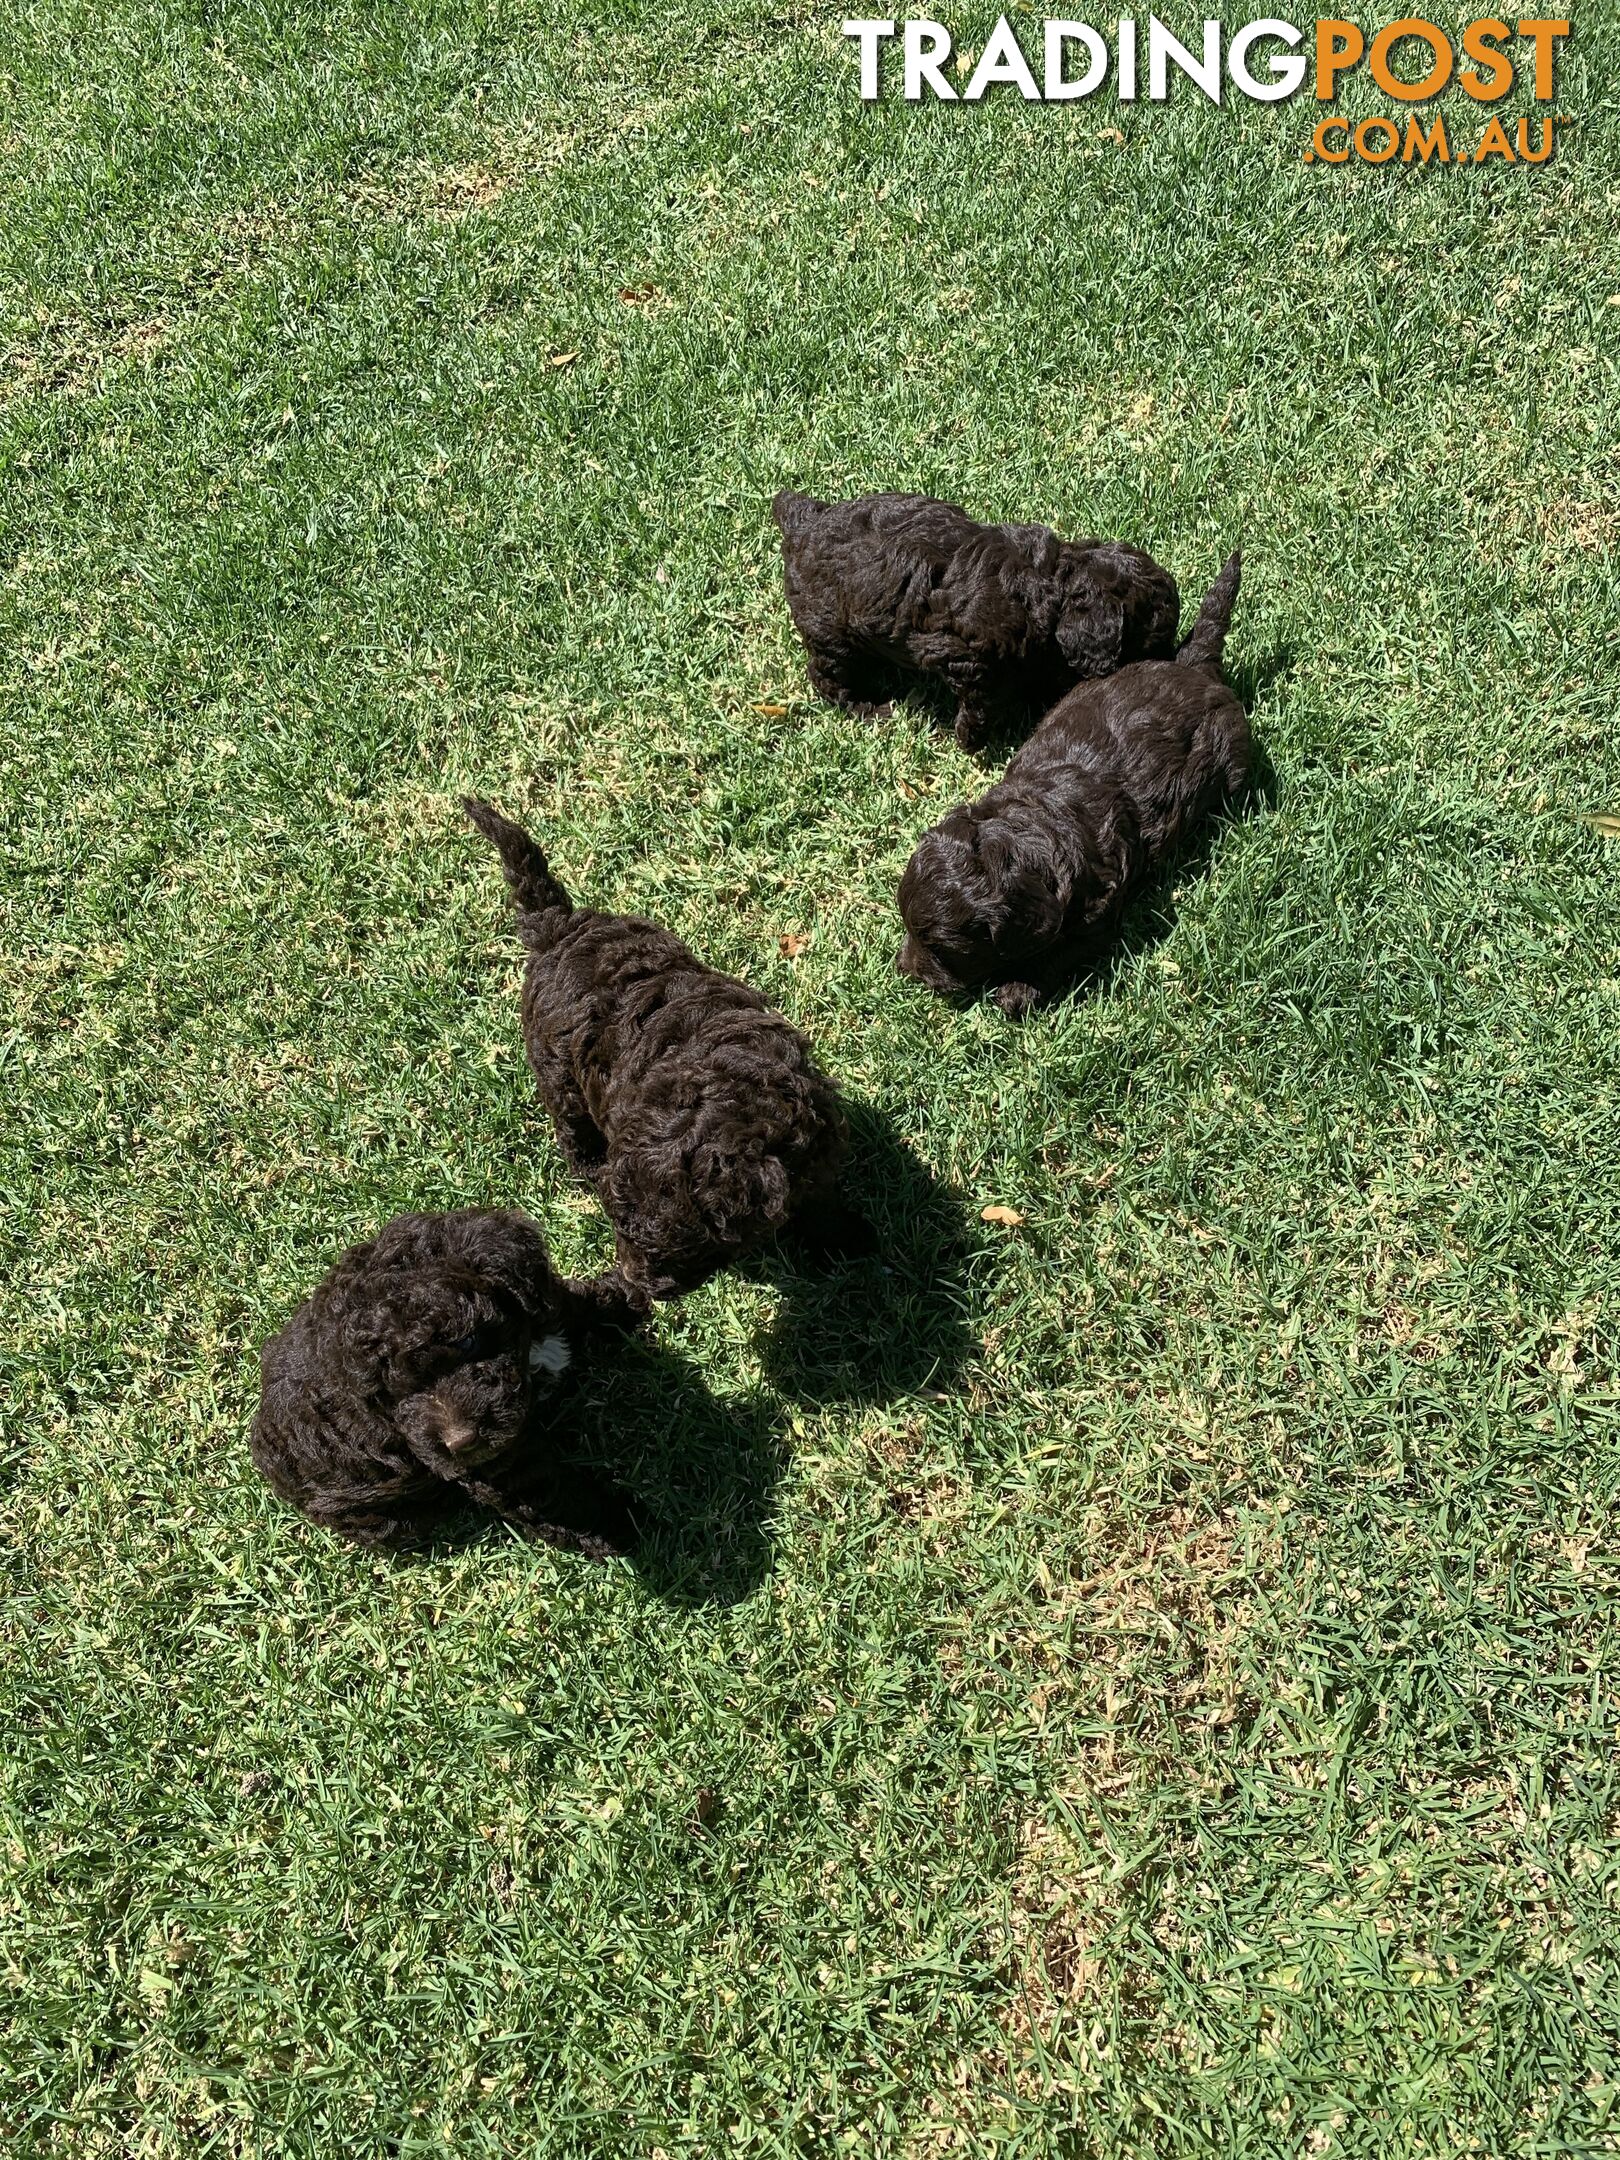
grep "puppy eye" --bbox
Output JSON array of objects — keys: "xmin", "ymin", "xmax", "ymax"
[{"xmin": 450, "ymin": 1326, "xmax": 499, "ymax": 1360}]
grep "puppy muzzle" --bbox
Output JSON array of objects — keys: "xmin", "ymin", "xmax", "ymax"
[{"xmin": 895, "ymin": 934, "xmax": 945, "ymax": 987}]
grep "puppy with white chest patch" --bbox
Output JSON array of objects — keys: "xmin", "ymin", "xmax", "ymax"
[
  {"xmin": 251, "ymin": 1208, "xmax": 645, "ymax": 1552},
  {"xmin": 897, "ymin": 551, "xmax": 1251, "ymax": 1015}
]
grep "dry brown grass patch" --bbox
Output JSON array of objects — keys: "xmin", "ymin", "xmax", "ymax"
[{"xmin": 3, "ymin": 311, "xmax": 172, "ymax": 402}]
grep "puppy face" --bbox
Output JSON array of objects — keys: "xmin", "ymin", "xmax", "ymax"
[
  {"xmin": 346, "ymin": 1268, "xmax": 573, "ymax": 1469},
  {"xmin": 896, "ymin": 805, "xmax": 1067, "ymax": 1007},
  {"xmin": 607, "ymin": 1142, "xmax": 794, "ymax": 1300}
]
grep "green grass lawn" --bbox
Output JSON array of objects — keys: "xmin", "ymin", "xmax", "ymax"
[{"xmin": 4, "ymin": 2, "xmax": 1620, "ymax": 2151}]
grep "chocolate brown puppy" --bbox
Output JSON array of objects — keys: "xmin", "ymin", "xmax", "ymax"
[
  {"xmin": 772, "ymin": 489, "xmax": 1181, "ymax": 750},
  {"xmin": 896, "ymin": 551, "xmax": 1249, "ymax": 1016},
  {"xmin": 465, "ymin": 800, "xmax": 857, "ymax": 1300},
  {"xmin": 252, "ymin": 1208, "xmax": 643, "ymax": 1553}
]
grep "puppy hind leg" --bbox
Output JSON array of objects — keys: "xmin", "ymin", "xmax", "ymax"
[
  {"xmin": 549, "ymin": 1104, "xmax": 607, "ymax": 1177},
  {"xmin": 526, "ymin": 1043, "xmax": 607, "ymax": 1178}
]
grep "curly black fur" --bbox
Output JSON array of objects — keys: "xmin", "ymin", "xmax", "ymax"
[
  {"xmin": 252, "ymin": 1209, "xmax": 644, "ymax": 1553},
  {"xmin": 772, "ymin": 489, "xmax": 1181, "ymax": 751},
  {"xmin": 464, "ymin": 800, "xmax": 856, "ymax": 1300},
  {"xmin": 896, "ymin": 552, "xmax": 1250, "ymax": 1015}
]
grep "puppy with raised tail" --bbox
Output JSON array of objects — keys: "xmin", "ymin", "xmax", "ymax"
[
  {"xmin": 896, "ymin": 551, "xmax": 1250, "ymax": 1016},
  {"xmin": 252, "ymin": 1208, "xmax": 644, "ymax": 1552},
  {"xmin": 772, "ymin": 489, "xmax": 1181, "ymax": 751},
  {"xmin": 465, "ymin": 800, "xmax": 860, "ymax": 1300}
]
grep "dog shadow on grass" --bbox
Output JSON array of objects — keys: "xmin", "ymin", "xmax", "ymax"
[
  {"xmin": 591, "ymin": 1103, "xmax": 978, "ymax": 1603},
  {"xmin": 749, "ymin": 1100, "xmax": 982, "ymax": 1412},
  {"xmin": 1228, "ymin": 642, "xmax": 1295, "ymax": 726},
  {"xmin": 578, "ymin": 1340, "xmax": 788, "ymax": 1609}
]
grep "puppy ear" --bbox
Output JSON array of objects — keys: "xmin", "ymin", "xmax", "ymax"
[
  {"xmin": 1055, "ymin": 590, "xmax": 1122, "ymax": 674},
  {"xmin": 976, "ymin": 827, "xmax": 1069, "ymax": 946}
]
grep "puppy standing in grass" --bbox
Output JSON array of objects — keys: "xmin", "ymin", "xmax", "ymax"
[
  {"xmin": 465, "ymin": 800, "xmax": 860, "ymax": 1300},
  {"xmin": 772, "ymin": 489, "xmax": 1181, "ymax": 750},
  {"xmin": 896, "ymin": 551, "xmax": 1250, "ymax": 1016},
  {"xmin": 252, "ymin": 1208, "xmax": 644, "ymax": 1553}
]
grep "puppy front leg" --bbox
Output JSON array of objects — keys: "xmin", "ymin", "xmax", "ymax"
[
  {"xmin": 805, "ymin": 644, "xmax": 893, "ymax": 719},
  {"xmin": 939, "ymin": 659, "xmax": 1000, "ymax": 752},
  {"xmin": 993, "ymin": 980, "xmax": 1047, "ymax": 1019},
  {"xmin": 952, "ymin": 699, "xmax": 995, "ymax": 753},
  {"xmin": 563, "ymin": 1270, "xmax": 651, "ymax": 1335}
]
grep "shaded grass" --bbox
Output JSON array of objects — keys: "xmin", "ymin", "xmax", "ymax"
[{"xmin": 4, "ymin": 2, "xmax": 1620, "ymax": 2152}]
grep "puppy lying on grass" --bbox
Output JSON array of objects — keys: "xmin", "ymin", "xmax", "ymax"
[
  {"xmin": 896, "ymin": 551, "xmax": 1249, "ymax": 1017},
  {"xmin": 465, "ymin": 799, "xmax": 861, "ymax": 1300},
  {"xmin": 772, "ymin": 488, "xmax": 1180, "ymax": 750},
  {"xmin": 252, "ymin": 1209, "xmax": 643, "ymax": 1553}
]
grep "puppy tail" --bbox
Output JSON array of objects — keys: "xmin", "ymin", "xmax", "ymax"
[
  {"xmin": 770, "ymin": 489, "xmax": 823, "ymax": 537},
  {"xmin": 462, "ymin": 798, "xmax": 574, "ymax": 936},
  {"xmin": 1176, "ymin": 550, "xmax": 1242, "ymax": 670}
]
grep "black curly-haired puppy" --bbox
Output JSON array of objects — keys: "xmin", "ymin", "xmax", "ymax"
[
  {"xmin": 252, "ymin": 1208, "xmax": 643, "ymax": 1553},
  {"xmin": 896, "ymin": 551, "xmax": 1249, "ymax": 1017},
  {"xmin": 772, "ymin": 489, "xmax": 1181, "ymax": 751},
  {"xmin": 465, "ymin": 800, "xmax": 859, "ymax": 1300}
]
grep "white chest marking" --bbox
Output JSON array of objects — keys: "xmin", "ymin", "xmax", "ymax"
[{"xmin": 528, "ymin": 1333, "xmax": 572, "ymax": 1376}]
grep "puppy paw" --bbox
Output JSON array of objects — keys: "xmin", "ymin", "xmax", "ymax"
[
  {"xmin": 570, "ymin": 1271, "xmax": 652, "ymax": 1333},
  {"xmin": 952, "ymin": 708, "xmax": 991, "ymax": 752},
  {"xmin": 541, "ymin": 1519, "xmax": 633, "ymax": 1562},
  {"xmin": 993, "ymin": 981, "xmax": 1044, "ymax": 1019}
]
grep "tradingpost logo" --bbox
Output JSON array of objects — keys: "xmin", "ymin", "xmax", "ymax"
[{"xmin": 841, "ymin": 17, "xmax": 1574, "ymax": 167}]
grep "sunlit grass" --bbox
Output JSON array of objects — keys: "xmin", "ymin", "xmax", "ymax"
[{"xmin": 3, "ymin": 3, "xmax": 1619, "ymax": 2152}]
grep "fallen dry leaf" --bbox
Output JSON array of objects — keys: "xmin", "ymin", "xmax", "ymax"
[
  {"xmin": 617, "ymin": 285, "xmax": 659, "ymax": 305},
  {"xmin": 779, "ymin": 931, "xmax": 811, "ymax": 958},
  {"xmin": 981, "ymin": 1204, "xmax": 1025, "ymax": 1227},
  {"xmin": 690, "ymin": 1787, "xmax": 721, "ymax": 1832},
  {"xmin": 752, "ymin": 701, "xmax": 789, "ymax": 717},
  {"xmin": 1582, "ymin": 811, "xmax": 1620, "ymax": 837},
  {"xmin": 548, "ymin": 350, "xmax": 579, "ymax": 368},
  {"xmin": 1098, "ymin": 126, "xmax": 1126, "ymax": 147}
]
